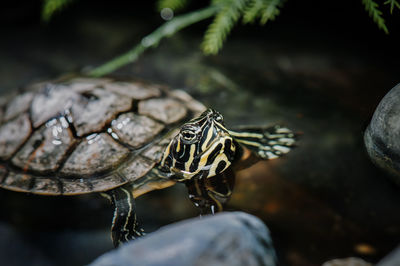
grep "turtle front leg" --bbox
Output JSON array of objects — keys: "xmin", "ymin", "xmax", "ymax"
[
  {"xmin": 229, "ymin": 125, "xmax": 296, "ymax": 160},
  {"xmin": 106, "ymin": 186, "xmax": 144, "ymax": 247},
  {"xmin": 185, "ymin": 170, "xmax": 235, "ymax": 215},
  {"xmin": 102, "ymin": 168, "xmax": 174, "ymax": 247}
]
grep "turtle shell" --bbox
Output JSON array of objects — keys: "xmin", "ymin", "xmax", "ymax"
[{"xmin": 0, "ymin": 77, "xmax": 206, "ymax": 196}]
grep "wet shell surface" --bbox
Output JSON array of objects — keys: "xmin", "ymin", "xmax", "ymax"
[{"xmin": 0, "ymin": 77, "xmax": 206, "ymax": 195}]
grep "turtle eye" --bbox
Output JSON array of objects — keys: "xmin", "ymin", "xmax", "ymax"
[
  {"xmin": 215, "ymin": 114, "xmax": 223, "ymax": 122},
  {"xmin": 181, "ymin": 130, "xmax": 196, "ymax": 141}
]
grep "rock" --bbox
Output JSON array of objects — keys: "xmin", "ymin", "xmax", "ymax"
[
  {"xmin": 364, "ymin": 83, "xmax": 400, "ymax": 186},
  {"xmin": 322, "ymin": 257, "xmax": 372, "ymax": 266},
  {"xmin": 90, "ymin": 212, "xmax": 276, "ymax": 266},
  {"xmin": 377, "ymin": 245, "xmax": 400, "ymax": 266}
]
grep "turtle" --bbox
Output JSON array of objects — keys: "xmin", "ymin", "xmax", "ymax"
[{"xmin": 0, "ymin": 77, "xmax": 296, "ymax": 247}]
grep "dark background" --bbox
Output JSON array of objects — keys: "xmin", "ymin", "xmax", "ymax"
[{"xmin": 0, "ymin": 0, "xmax": 399, "ymax": 91}]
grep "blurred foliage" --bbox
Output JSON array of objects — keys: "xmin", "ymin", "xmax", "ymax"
[
  {"xmin": 87, "ymin": 6, "xmax": 218, "ymax": 77},
  {"xmin": 42, "ymin": 0, "xmax": 74, "ymax": 22},
  {"xmin": 41, "ymin": 0, "xmax": 399, "ymax": 75},
  {"xmin": 363, "ymin": 0, "xmax": 389, "ymax": 33},
  {"xmin": 202, "ymin": 0, "xmax": 283, "ymax": 55},
  {"xmin": 202, "ymin": 0, "xmax": 247, "ymax": 55},
  {"xmin": 384, "ymin": 0, "xmax": 400, "ymax": 13},
  {"xmin": 156, "ymin": 0, "xmax": 190, "ymax": 12}
]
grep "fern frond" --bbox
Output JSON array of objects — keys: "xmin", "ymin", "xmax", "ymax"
[
  {"xmin": 362, "ymin": 0, "xmax": 389, "ymax": 33},
  {"xmin": 260, "ymin": 0, "xmax": 283, "ymax": 25},
  {"xmin": 384, "ymin": 0, "xmax": 400, "ymax": 13},
  {"xmin": 202, "ymin": 0, "xmax": 246, "ymax": 55},
  {"xmin": 243, "ymin": 0, "xmax": 263, "ymax": 24},
  {"xmin": 157, "ymin": 0, "xmax": 190, "ymax": 12},
  {"xmin": 42, "ymin": 0, "xmax": 73, "ymax": 22}
]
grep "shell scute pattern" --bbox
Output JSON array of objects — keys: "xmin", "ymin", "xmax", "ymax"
[
  {"xmin": 0, "ymin": 78, "xmax": 206, "ymax": 195},
  {"xmin": 110, "ymin": 113, "xmax": 164, "ymax": 148},
  {"xmin": 12, "ymin": 116, "xmax": 76, "ymax": 172},
  {"xmin": 0, "ymin": 114, "xmax": 32, "ymax": 160}
]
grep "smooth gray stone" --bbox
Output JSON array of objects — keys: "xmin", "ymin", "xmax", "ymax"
[
  {"xmin": 377, "ymin": 245, "xmax": 400, "ymax": 266},
  {"xmin": 90, "ymin": 212, "xmax": 276, "ymax": 266},
  {"xmin": 322, "ymin": 257, "xmax": 372, "ymax": 266},
  {"xmin": 364, "ymin": 83, "xmax": 400, "ymax": 185}
]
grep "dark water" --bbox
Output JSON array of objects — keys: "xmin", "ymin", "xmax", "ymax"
[{"xmin": 1, "ymin": 1, "xmax": 400, "ymax": 265}]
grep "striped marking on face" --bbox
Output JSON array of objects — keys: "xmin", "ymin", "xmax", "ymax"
[
  {"xmin": 161, "ymin": 116, "xmax": 236, "ymax": 180},
  {"xmin": 184, "ymin": 144, "xmax": 196, "ymax": 173},
  {"xmin": 201, "ymin": 123, "xmax": 214, "ymax": 151},
  {"xmin": 189, "ymin": 137, "xmax": 234, "ymax": 179},
  {"xmin": 208, "ymin": 152, "xmax": 229, "ymax": 177}
]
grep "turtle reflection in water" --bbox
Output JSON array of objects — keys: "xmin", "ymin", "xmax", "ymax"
[{"xmin": 0, "ymin": 78, "xmax": 295, "ymax": 247}]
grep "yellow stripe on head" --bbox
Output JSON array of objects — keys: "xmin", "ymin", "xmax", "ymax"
[{"xmin": 160, "ymin": 109, "xmax": 236, "ymax": 181}]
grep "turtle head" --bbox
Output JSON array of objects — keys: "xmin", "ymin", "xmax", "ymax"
[{"xmin": 161, "ymin": 109, "xmax": 236, "ymax": 181}]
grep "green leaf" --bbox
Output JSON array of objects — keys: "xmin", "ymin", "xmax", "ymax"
[
  {"xmin": 384, "ymin": 0, "xmax": 400, "ymax": 14},
  {"xmin": 243, "ymin": 0, "xmax": 264, "ymax": 24},
  {"xmin": 157, "ymin": 0, "xmax": 190, "ymax": 12},
  {"xmin": 89, "ymin": 6, "xmax": 218, "ymax": 76},
  {"xmin": 42, "ymin": 0, "xmax": 74, "ymax": 22},
  {"xmin": 259, "ymin": 0, "xmax": 282, "ymax": 25},
  {"xmin": 362, "ymin": 0, "xmax": 389, "ymax": 34},
  {"xmin": 202, "ymin": 0, "xmax": 246, "ymax": 55}
]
